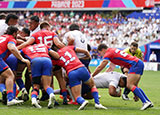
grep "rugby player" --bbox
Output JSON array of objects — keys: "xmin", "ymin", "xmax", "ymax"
[
  {"xmin": 52, "ymin": 46, "xmax": 107, "ymax": 110},
  {"xmin": 17, "ymin": 21, "xmax": 67, "ymax": 104},
  {"xmin": 0, "ymin": 26, "xmax": 30, "ymax": 106},
  {"xmin": 122, "ymin": 42, "xmax": 143, "ymax": 100},
  {"xmin": 21, "ymin": 44, "xmax": 59, "ymax": 108},
  {"xmin": 92, "ymin": 43, "xmax": 153, "ymax": 110},
  {"xmin": 63, "ymin": 24, "xmax": 90, "ymax": 72}
]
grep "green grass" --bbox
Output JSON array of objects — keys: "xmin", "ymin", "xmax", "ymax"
[{"xmin": 0, "ymin": 67, "xmax": 160, "ymax": 115}]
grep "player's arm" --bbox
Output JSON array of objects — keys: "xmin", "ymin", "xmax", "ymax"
[
  {"xmin": 75, "ymin": 47, "xmax": 91, "ymax": 60},
  {"xmin": 17, "ymin": 37, "xmax": 35, "ymax": 50},
  {"xmin": 106, "ymin": 62, "xmax": 115, "ymax": 72},
  {"xmin": 16, "ymin": 39, "xmax": 25, "ymax": 45},
  {"xmin": 92, "ymin": 60, "xmax": 108, "ymax": 77},
  {"xmin": 109, "ymin": 85, "xmax": 121, "ymax": 97},
  {"xmin": 7, "ymin": 43, "xmax": 30, "ymax": 69},
  {"xmin": 49, "ymin": 49, "xmax": 60, "ymax": 60},
  {"xmin": 67, "ymin": 35, "xmax": 75, "ymax": 45},
  {"xmin": 53, "ymin": 37, "xmax": 65, "ymax": 49}
]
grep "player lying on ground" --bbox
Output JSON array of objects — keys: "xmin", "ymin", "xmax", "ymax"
[{"xmin": 81, "ymin": 71, "xmax": 127, "ymax": 99}]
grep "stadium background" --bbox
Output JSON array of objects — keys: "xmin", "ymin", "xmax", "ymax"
[{"xmin": 0, "ymin": 0, "xmax": 160, "ymax": 114}]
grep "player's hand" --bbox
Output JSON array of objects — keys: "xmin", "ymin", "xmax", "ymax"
[
  {"xmin": 116, "ymin": 87, "xmax": 121, "ymax": 97},
  {"xmin": 21, "ymin": 58, "xmax": 31, "ymax": 70}
]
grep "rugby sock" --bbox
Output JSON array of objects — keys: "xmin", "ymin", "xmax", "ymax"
[
  {"xmin": 139, "ymin": 88, "xmax": 150, "ymax": 102},
  {"xmin": 131, "ymin": 86, "xmax": 147, "ymax": 103},
  {"xmin": 61, "ymin": 89, "xmax": 67, "ymax": 98},
  {"xmin": 76, "ymin": 96, "xmax": 85, "ymax": 105},
  {"xmin": 31, "ymin": 89, "xmax": 39, "ymax": 99},
  {"xmin": 0, "ymin": 83, "xmax": 6, "ymax": 92},
  {"xmin": 13, "ymin": 83, "xmax": 17, "ymax": 98},
  {"xmin": 16, "ymin": 78, "xmax": 25, "ymax": 90},
  {"xmin": 91, "ymin": 87, "xmax": 100, "ymax": 104},
  {"xmin": 7, "ymin": 90, "xmax": 14, "ymax": 101},
  {"xmin": 46, "ymin": 87, "xmax": 54, "ymax": 95}
]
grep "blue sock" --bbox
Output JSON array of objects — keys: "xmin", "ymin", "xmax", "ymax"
[
  {"xmin": 132, "ymin": 86, "xmax": 147, "ymax": 103},
  {"xmin": 13, "ymin": 83, "xmax": 17, "ymax": 98},
  {"xmin": 7, "ymin": 91, "xmax": 14, "ymax": 101},
  {"xmin": 46, "ymin": 87, "xmax": 54, "ymax": 95},
  {"xmin": 0, "ymin": 83, "xmax": 6, "ymax": 92},
  {"xmin": 16, "ymin": 78, "xmax": 25, "ymax": 90},
  {"xmin": 31, "ymin": 90, "xmax": 38, "ymax": 99},
  {"xmin": 76, "ymin": 96, "xmax": 85, "ymax": 104},
  {"xmin": 61, "ymin": 89, "xmax": 67, "ymax": 98},
  {"xmin": 91, "ymin": 88, "xmax": 100, "ymax": 104},
  {"xmin": 139, "ymin": 88, "xmax": 150, "ymax": 102}
]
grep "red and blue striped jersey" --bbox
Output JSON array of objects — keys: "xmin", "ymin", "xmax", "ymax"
[{"xmin": 103, "ymin": 48, "xmax": 139, "ymax": 68}]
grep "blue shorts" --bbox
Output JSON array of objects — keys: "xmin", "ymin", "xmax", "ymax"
[
  {"xmin": 68, "ymin": 67, "xmax": 91, "ymax": 87},
  {"xmin": 31, "ymin": 57, "xmax": 52, "ymax": 77},
  {"xmin": 0, "ymin": 58, "xmax": 8, "ymax": 74},
  {"xmin": 129, "ymin": 60, "xmax": 144, "ymax": 75},
  {"xmin": 5, "ymin": 54, "xmax": 18, "ymax": 71}
]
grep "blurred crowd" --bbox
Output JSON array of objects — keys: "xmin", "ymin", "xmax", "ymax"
[{"xmin": 0, "ymin": 11, "xmax": 160, "ymax": 59}]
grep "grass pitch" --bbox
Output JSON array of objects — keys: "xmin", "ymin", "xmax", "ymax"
[{"xmin": 0, "ymin": 67, "xmax": 160, "ymax": 115}]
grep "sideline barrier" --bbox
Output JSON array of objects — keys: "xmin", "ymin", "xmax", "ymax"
[{"xmin": 144, "ymin": 62, "xmax": 160, "ymax": 71}]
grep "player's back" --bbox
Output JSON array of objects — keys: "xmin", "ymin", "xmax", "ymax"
[
  {"xmin": 21, "ymin": 44, "xmax": 50, "ymax": 60},
  {"xmin": 94, "ymin": 72, "xmax": 121, "ymax": 88},
  {"xmin": 56, "ymin": 46, "xmax": 84, "ymax": 74},
  {"xmin": 63, "ymin": 30, "xmax": 87, "ymax": 58},
  {"xmin": 104, "ymin": 48, "xmax": 139, "ymax": 68},
  {"xmin": 0, "ymin": 35, "xmax": 16, "ymax": 60},
  {"xmin": 31, "ymin": 30, "xmax": 57, "ymax": 48}
]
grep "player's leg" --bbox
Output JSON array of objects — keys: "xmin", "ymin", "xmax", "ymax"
[
  {"xmin": 42, "ymin": 75, "xmax": 56, "ymax": 109},
  {"xmin": 79, "ymin": 67, "xmax": 107, "ymax": 109},
  {"xmin": 121, "ymin": 67, "xmax": 130, "ymax": 100},
  {"xmin": 53, "ymin": 67, "xmax": 68, "ymax": 105},
  {"xmin": 84, "ymin": 77, "xmax": 107, "ymax": 109},
  {"xmin": 41, "ymin": 58, "xmax": 56, "ymax": 108},
  {"xmin": 30, "ymin": 58, "xmax": 43, "ymax": 108},
  {"xmin": 128, "ymin": 60, "xmax": 152, "ymax": 110},
  {"xmin": 71, "ymin": 84, "xmax": 88, "ymax": 110},
  {"xmin": 1, "ymin": 68, "xmax": 23, "ymax": 106},
  {"xmin": 127, "ymin": 74, "xmax": 151, "ymax": 110},
  {"xmin": 16, "ymin": 62, "xmax": 29, "ymax": 101},
  {"xmin": 31, "ymin": 81, "xmax": 41, "ymax": 108},
  {"xmin": 68, "ymin": 69, "xmax": 88, "ymax": 110}
]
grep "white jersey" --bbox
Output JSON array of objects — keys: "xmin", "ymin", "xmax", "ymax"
[
  {"xmin": 63, "ymin": 30, "xmax": 87, "ymax": 58},
  {"xmin": 94, "ymin": 72, "xmax": 126, "ymax": 88},
  {"xmin": 25, "ymin": 26, "xmax": 40, "ymax": 40},
  {"xmin": 0, "ymin": 20, "xmax": 8, "ymax": 36},
  {"xmin": 30, "ymin": 26, "xmax": 40, "ymax": 36}
]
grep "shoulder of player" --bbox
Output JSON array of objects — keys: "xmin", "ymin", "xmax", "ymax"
[{"xmin": 136, "ymin": 48, "xmax": 142, "ymax": 53}]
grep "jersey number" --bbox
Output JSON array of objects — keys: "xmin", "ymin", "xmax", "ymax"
[
  {"xmin": 0, "ymin": 37, "xmax": 6, "ymax": 43},
  {"xmin": 115, "ymin": 49, "xmax": 128, "ymax": 57},
  {"xmin": 28, "ymin": 46, "xmax": 46, "ymax": 53},
  {"xmin": 38, "ymin": 36, "xmax": 53, "ymax": 47},
  {"xmin": 60, "ymin": 51, "xmax": 75, "ymax": 66}
]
